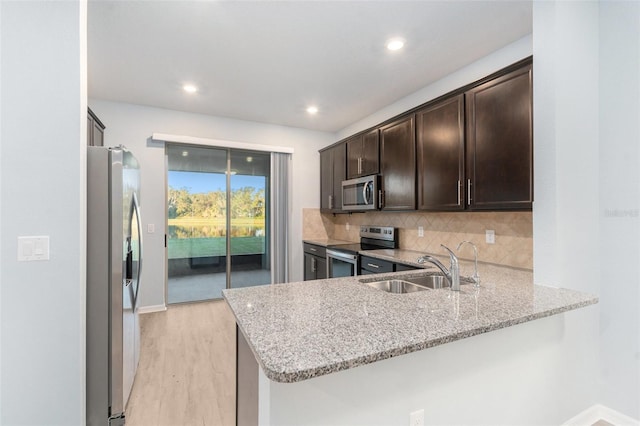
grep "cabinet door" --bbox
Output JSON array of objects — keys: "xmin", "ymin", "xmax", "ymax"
[
  {"xmin": 466, "ymin": 64, "xmax": 533, "ymax": 210},
  {"xmin": 303, "ymin": 254, "xmax": 326, "ymax": 280},
  {"xmin": 361, "ymin": 129, "xmax": 379, "ymax": 176},
  {"xmin": 320, "ymin": 149, "xmax": 333, "ymax": 211},
  {"xmin": 92, "ymin": 121, "xmax": 104, "ymax": 147},
  {"xmin": 87, "ymin": 108, "xmax": 105, "ymax": 147},
  {"xmin": 316, "ymin": 257, "xmax": 327, "ymax": 280},
  {"xmin": 346, "ymin": 135, "xmax": 363, "ymax": 179},
  {"xmin": 304, "ymin": 253, "xmax": 315, "ymax": 280},
  {"xmin": 346, "ymin": 131, "xmax": 379, "ymax": 179},
  {"xmin": 331, "ymin": 143, "xmax": 346, "ymax": 211},
  {"xmin": 320, "ymin": 144, "xmax": 346, "ymax": 212},
  {"xmin": 416, "ymin": 94, "xmax": 465, "ymax": 210},
  {"xmin": 380, "ymin": 116, "xmax": 416, "ymax": 210},
  {"xmin": 87, "ymin": 116, "xmax": 93, "ymax": 146}
]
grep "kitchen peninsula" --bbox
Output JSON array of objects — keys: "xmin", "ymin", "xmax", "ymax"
[{"xmin": 223, "ymin": 256, "xmax": 597, "ymax": 425}]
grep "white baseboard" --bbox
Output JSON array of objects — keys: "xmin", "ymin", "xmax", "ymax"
[
  {"xmin": 137, "ymin": 304, "xmax": 167, "ymax": 314},
  {"xmin": 563, "ymin": 404, "xmax": 640, "ymax": 426}
]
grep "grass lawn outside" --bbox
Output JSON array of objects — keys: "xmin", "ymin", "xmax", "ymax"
[
  {"xmin": 167, "ymin": 216, "xmax": 266, "ymax": 259},
  {"xmin": 168, "ymin": 236, "xmax": 265, "ymax": 259}
]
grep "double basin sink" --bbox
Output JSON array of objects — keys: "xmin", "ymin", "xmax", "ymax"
[{"xmin": 363, "ymin": 273, "xmax": 474, "ymax": 294}]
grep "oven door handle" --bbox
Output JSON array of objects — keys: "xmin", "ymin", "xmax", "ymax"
[{"xmin": 326, "ymin": 249, "xmax": 358, "ymax": 262}]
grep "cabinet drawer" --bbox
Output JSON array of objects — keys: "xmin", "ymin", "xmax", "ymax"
[
  {"xmin": 360, "ymin": 255, "xmax": 394, "ymax": 273},
  {"xmin": 303, "ymin": 243, "xmax": 326, "ymax": 258}
]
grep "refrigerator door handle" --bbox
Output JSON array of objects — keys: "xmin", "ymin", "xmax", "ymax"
[{"xmin": 131, "ymin": 192, "xmax": 143, "ymax": 309}]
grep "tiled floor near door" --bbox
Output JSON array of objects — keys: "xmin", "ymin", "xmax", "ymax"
[
  {"xmin": 126, "ymin": 300, "xmax": 236, "ymax": 426},
  {"xmin": 168, "ymin": 270, "xmax": 272, "ymax": 304}
]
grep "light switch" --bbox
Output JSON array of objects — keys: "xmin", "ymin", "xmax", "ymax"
[
  {"xmin": 18, "ymin": 236, "xmax": 50, "ymax": 261},
  {"xmin": 418, "ymin": 226, "xmax": 424, "ymax": 238}
]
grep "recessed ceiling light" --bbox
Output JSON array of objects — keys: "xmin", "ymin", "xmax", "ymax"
[
  {"xmin": 182, "ymin": 151, "xmax": 189, "ymax": 157},
  {"xmin": 246, "ymin": 156, "xmax": 253, "ymax": 163},
  {"xmin": 386, "ymin": 38, "xmax": 405, "ymax": 51},
  {"xmin": 183, "ymin": 84, "xmax": 198, "ymax": 94},
  {"xmin": 306, "ymin": 106, "xmax": 319, "ymax": 115}
]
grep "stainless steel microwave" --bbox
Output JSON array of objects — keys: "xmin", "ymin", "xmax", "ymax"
[{"xmin": 342, "ymin": 175, "xmax": 379, "ymax": 211}]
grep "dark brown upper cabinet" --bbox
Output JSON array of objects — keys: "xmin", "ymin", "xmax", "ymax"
[
  {"xmin": 416, "ymin": 94, "xmax": 465, "ymax": 211},
  {"xmin": 379, "ymin": 115, "xmax": 416, "ymax": 210},
  {"xmin": 346, "ymin": 129, "xmax": 379, "ymax": 179},
  {"xmin": 320, "ymin": 142, "xmax": 346, "ymax": 212},
  {"xmin": 465, "ymin": 63, "xmax": 533, "ymax": 210},
  {"xmin": 87, "ymin": 108, "xmax": 105, "ymax": 147}
]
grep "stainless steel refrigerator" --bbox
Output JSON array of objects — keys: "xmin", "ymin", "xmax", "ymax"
[{"xmin": 87, "ymin": 146, "xmax": 142, "ymax": 426}]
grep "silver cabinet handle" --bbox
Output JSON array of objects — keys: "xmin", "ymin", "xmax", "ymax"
[
  {"xmin": 457, "ymin": 180, "xmax": 461, "ymax": 206},
  {"xmin": 311, "ymin": 257, "xmax": 317, "ymax": 272},
  {"xmin": 358, "ymin": 157, "xmax": 363, "ymax": 175},
  {"xmin": 309, "ymin": 247, "xmax": 317, "ymax": 252},
  {"xmin": 467, "ymin": 179, "xmax": 472, "ymax": 205},
  {"xmin": 329, "ymin": 195, "xmax": 333, "ymax": 209},
  {"xmin": 378, "ymin": 190, "xmax": 384, "ymax": 208},
  {"xmin": 367, "ymin": 263, "xmax": 380, "ymax": 269}
]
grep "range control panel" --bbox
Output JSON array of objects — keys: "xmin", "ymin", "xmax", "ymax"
[{"xmin": 360, "ymin": 226, "xmax": 396, "ymax": 242}]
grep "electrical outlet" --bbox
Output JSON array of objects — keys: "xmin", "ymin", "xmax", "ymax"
[
  {"xmin": 147, "ymin": 223, "xmax": 155, "ymax": 234},
  {"xmin": 418, "ymin": 226, "xmax": 424, "ymax": 238},
  {"xmin": 346, "ymin": 222, "xmax": 350, "ymax": 231},
  {"xmin": 409, "ymin": 409, "xmax": 424, "ymax": 426},
  {"xmin": 486, "ymin": 229, "xmax": 495, "ymax": 244}
]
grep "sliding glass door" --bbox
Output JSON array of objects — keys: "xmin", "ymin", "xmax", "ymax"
[
  {"xmin": 166, "ymin": 145, "xmax": 271, "ymax": 303},
  {"xmin": 229, "ymin": 150, "xmax": 271, "ymax": 289}
]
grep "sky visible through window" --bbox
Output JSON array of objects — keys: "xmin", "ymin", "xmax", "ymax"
[{"xmin": 169, "ymin": 171, "xmax": 265, "ymax": 193}]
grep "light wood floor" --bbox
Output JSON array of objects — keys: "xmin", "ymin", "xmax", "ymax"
[{"xmin": 126, "ymin": 300, "xmax": 236, "ymax": 426}]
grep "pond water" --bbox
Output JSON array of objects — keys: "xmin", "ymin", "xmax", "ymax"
[{"xmin": 169, "ymin": 224, "xmax": 265, "ymax": 239}]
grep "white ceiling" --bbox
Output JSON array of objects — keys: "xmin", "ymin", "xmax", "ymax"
[{"xmin": 88, "ymin": 1, "xmax": 532, "ymax": 133}]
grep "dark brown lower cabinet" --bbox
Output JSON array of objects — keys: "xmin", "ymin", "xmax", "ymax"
[
  {"xmin": 303, "ymin": 243, "xmax": 326, "ymax": 280},
  {"xmin": 465, "ymin": 63, "xmax": 533, "ymax": 210},
  {"xmin": 416, "ymin": 94, "xmax": 465, "ymax": 211}
]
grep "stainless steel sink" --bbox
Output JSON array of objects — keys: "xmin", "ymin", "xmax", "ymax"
[
  {"xmin": 364, "ymin": 274, "xmax": 474, "ymax": 293},
  {"xmin": 405, "ymin": 274, "xmax": 449, "ymax": 289},
  {"xmin": 405, "ymin": 274, "xmax": 474, "ymax": 289},
  {"xmin": 365, "ymin": 279, "xmax": 429, "ymax": 294}
]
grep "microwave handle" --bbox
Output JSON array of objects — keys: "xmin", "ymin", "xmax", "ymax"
[{"xmin": 362, "ymin": 181, "xmax": 371, "ymax": 205}]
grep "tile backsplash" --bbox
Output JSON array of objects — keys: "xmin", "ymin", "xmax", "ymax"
[{"xmin": 302, "ymin": 209, "xmax": 533, "ymax": 270}]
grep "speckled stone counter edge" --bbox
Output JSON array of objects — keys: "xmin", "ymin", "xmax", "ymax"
[
  {"xmin": 224, "ymin": 251, "xmax": 598, "ymax": 384},
  {"xmin": 242, "ymin": 297, "xmax": 596, "ymax": 383}
]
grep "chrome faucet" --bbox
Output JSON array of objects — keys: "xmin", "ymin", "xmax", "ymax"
[
  {"xmin": 416, "ymin": 245, "xmax": 461, "ymax": 291},
  {"xmin": 456, "ymin": 240, "xmax": 480, "ymax": 288}
]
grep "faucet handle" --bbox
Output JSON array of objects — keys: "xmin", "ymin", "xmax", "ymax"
[{"xmin": 440, "ymin": 244, "xmax": 457, "ymax": 265}]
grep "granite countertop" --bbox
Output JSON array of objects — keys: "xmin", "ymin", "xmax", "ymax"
[
  {"xmin": 303, "ymin": 238, "xmax": 353, "ymax": 247},
  {"xmin": 223, "ymin": 259, "xmax": 598, "ymax": 384}
]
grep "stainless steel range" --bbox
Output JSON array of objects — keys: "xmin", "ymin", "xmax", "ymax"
[{"xmin": 325, "ymin": 226, "xmax": 398, "ymax": 278}]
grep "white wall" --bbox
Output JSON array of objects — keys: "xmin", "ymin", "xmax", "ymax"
[
  {"xmin": 88, "ymin": 100, "xmax": 334, "ymax": 309},
  {"xmin": 597, "ymin": 0, "xmax": 640, "ymax": 418},
  {"xmin": 337, "ymin": 34, "xmax": 533, "ymax": 139},
  {"xmin": 0, "ymin": 1, "xmax": 87, "ymax": 424},
  {"xmin": 533, "ymin": 0, "xmax": 640, "ymax": 420},
  {"xmin": 262, "ymin": 306, "xmax": 599, "ymax": 425}
]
